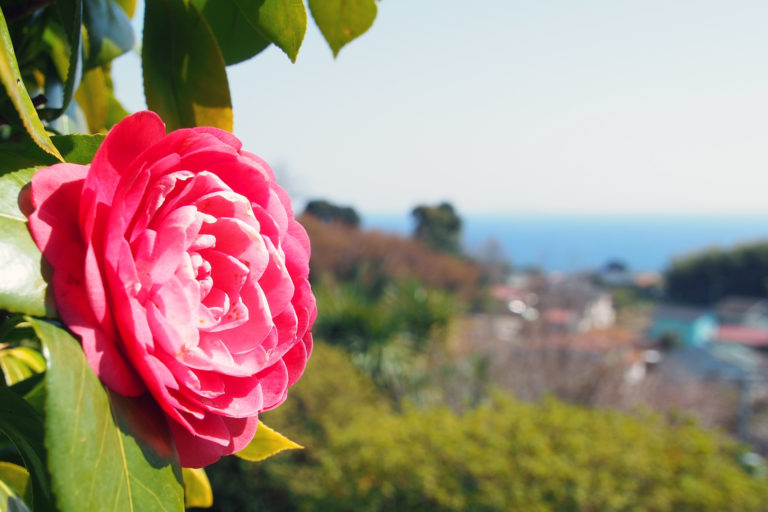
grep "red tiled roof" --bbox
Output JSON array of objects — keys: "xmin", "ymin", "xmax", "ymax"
[
  {"xmin": 716, "ymin": 325, "xmax": 768, "ymax": 347},
  {"xmin": 543, "ymin": 308, "xmax": 577, "ymax": 325},
  {"xmin": 490, "ymin": 285, "xmax": 524, "ymax": 302}
]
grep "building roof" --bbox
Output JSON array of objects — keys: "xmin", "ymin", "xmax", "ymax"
[
  {"xmin": 663, "ymin": 344, "xmax": 764, "ymax": 381},
  {"xmin": 716, "ymin": 325, "xmax": 768, "ymax": 348},
  {"xmin": 542, "ymin": 308, "xmax": 577, "ymax": 325},
  {"xmin": 538, "ymin": 327, "xmax": 639, "ymax": 352},
  {"xmin": 653, "ymin": 304, "xmax": 712, "ymax": 322},
  {"xmin": 715, "ymin": 296, "xmax": 768, "ymax": 318},
  {"xmin": 546, "ymin": 277, "xmax": 607, "ymax": 310},
  {"xmin": 490, "ymin": 285, "xmax": 525, "ymax": 302}
]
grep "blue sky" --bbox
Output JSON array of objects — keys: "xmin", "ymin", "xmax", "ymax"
[{"xmin": 113, "ymin": 1, "xmax": 768, "ymax": 216}]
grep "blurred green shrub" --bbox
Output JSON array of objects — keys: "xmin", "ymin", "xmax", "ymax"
[
  {"xmin": 207, "ymin": 343, "xmax": 768, "ymax": 512},
  {"xmin": 312, "ymin": 278, "xmax": 455, "ymax": 400}
]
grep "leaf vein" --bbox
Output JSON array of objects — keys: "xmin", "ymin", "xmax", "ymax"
[
  {"xmin": 71, "ymin": 361, "xmax": 86, "ymax": 449},
  {"xmin": 0, "ymin": 212, "xmax": 25, "ymax": 222},
  {"xmin": 132, "ymin": 476, "xmax": 174, "ymax": 512},
  {"xmin": 110, "ymin": 395, "xmax": 135, "ymax": 512}
]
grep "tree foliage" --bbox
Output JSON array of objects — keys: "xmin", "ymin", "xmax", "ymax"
[
  {"xmin": 411, "ymin": 202, "xmax": 463, "ymax": 256},
  {"xmin": 304, "ymin": 199, "xmax": 361, "ymax": 228},
  {"xmin": 665, "ymin": 241, "xmax": 768, "ymax": 305}
]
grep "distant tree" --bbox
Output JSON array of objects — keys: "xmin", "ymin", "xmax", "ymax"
[
  {"xmin": 665, "ymin": 241, "xmax": 768, "ymax": 304},
  {"xmin": 604, "ymin": 259, "xmax": 628, "ymax": 273},
  {"xmin": 411, "ymin": 202, "xmax": 462, "ymax": 255},
  {"xmin": 304, "ymin": 199, "xmax": 361, "ymax": 228}
]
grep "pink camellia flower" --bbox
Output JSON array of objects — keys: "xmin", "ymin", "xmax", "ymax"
[{"xmin": 27, "ymin": 111, "xmax": 316, "ymax": 467}]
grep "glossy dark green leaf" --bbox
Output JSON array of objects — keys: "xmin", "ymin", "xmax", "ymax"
[
  {"xmin": 308, "ymin": 0, "xmax": 377, "ymax": 57},
  {"xmin": 83, "ymin": 0, "xmax": 135, "ymax": 68},
  {"xmin": 0, "ymin": 387, "xmax": 53, "ymax": 512},
  {"xmin": 143, "ymin": 0, "xmax": 232, "ymax": 131},
  {"xmin": 0, "ymin": 8, "xmax": 63, "ymax": 160},
  {"xmin": 189, "ymin": 0, "xmax": 271, "ymax": 66},
  {"xmin": 31, "ymin": 318, "xmax": 184, "ymax": 512},
  {"xmin": 0, "ymin": 315, "xmax": 37, "ymax": 346},
  {"xmin": 233, "ymin": 0, "xmax": 306, "ymax": 62},
  {"xmin": 37, "ymin": 0, "xmax": 83, "ymax": 121},
  {"xmin": 0, "ymin": 135, "xmax": 104, "ymax": 317},
  {"xmin": 0, "ymin": 133, "xmax": 103, "ymax": 316},
  {"xmin": 51, "ymin": 133, "xmax": 105, "ymax": 163},
  {"xmin": 8, "ymin": 371, "xmax": 45, "ymax": 417},
  {"xmin": 0, "ymin": 133, "xmax": 103, "ymax": 174},
  {"xmin": 0, "ymin": 166, "xmax": 53, "ymax": 317},
  {"xmin": 0, "ymin": 219, "xmax": 50, "ymax": 315}
]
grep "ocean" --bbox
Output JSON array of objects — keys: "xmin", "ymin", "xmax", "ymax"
[{"xmin": 363, "ymin": 214, "xmax": 768, "ymax": 273}]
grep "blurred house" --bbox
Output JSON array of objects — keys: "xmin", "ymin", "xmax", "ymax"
[
  {"xmin": 648, "ymin": 304, "xmax": 717, "ymax": 347},
  {"xmin": 708, "ymin": 297, "xmax": 768, "ymax": 350},
  {"xmin": 542, "ymin": 277, "xmax": 615, "ymax": 334},
  {"xmin": 660, "ymin": 343, "xmax": 764, "ymax": 382},
  {"xmin": 489, "ymin": 284, "xmax": 540, "ymax": 321},
  {"xmin": 542, "ymin": 308, "xmax": 579, "ymax": 333},
  {"xmin": 715, "ymin": 326, "xmax": 768, "ymax": 350},
  {"xmin": 715, "ymin": 296, "xmax": 768, "ymax": 329}
]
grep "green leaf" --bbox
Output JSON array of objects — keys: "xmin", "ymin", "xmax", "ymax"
[
  {"xmin": 308, "ymin": 0, "xmax": 377, "ymax": 57},
  {"xmin": 102, "ymin": 67, "xmax": 129, "ymax": 129},
  {"xmin": 0, "ymin": 166, "xmax": 36, "ymax": 218},
  {"xmin": 51, "ymin": 133, "xmax": 105, "ymax": 163},
  {"xmin": 0, "ymin": 353, "xmax": 28, "ymax": 385},
  {"xmin": 0, "ymin": 206, "xmax": 53, "ymax": 318},
  {"xmin": 0, "ymin": 461, "xmax": 30, "ymax": 505},
  {"xmin": 5, "ymin": 348, "xmax": 45, "ymax": 374},
  {"xmin": 189, "ymin": 0, "xmax": 271, "ymax": 66},
  {"xmin": 83, "ymin": 0, "xmax": 135, "ymax": 68},
  {"xmin": 37, "ymin": 0, "xmax": 83, "ymax": 121},
  {"xmin": 182, "ymin": 468, "xmax": 212, "ymax": 509},
  {"xmin": 30, "ymin": 318, "xmax": 184, "ymax": 512},
  {"xmin": 114, "ymin": 0, "xmax": 137, "ymax": 18},
  {"xmin": 143, "ymin": 0, "xmax": 233, "ymax": 131},
  {"xmin": 0, "ymin": 133, "xmax": 104, "ymax": 174},
  {"xmin": 0, "ymin": 347, "xmax": 45, "ymax": 386},
  {"xmin": 75, "ymin": 66, "xmax": 119, "ymax": 133},
  {"xmin": 235, "ymin": 422, "xmax": 302, "ymax": 462},
  {"xmin": 0, "ymin": 133, "xmax": 102, "ymax": 317},
  {"xmin": 191, "ymin": 0, "xmax": 306, "ymax": 64},
  {"xmin": 0, "ymin": 8, "xmax": 63, "ymax": 161},
  {"xmin": 0, "ymin": 477, "xmax": 31, "ymax": 512},
  {"xmin": 0, "ymin": 387, "xmax": 53, "ymax": 512},
  {"xmin": 104, "ymin": 92, "xmax": 129, "ymax": 129},
  {"xmin": 233, "ymin": 0, "xmax": 306, "ymax": 62},
  {"xmin": 8, "ymin": 372, "xmax": 45, "ymax": 417},
  {"xmin": 0, "ymin": 163, "xmax": 52, "ymax": 317}
]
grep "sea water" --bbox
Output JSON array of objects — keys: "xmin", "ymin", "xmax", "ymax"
[{"xmin": 364, "ymin": 214, "xmax": 768, "ymax": 272}]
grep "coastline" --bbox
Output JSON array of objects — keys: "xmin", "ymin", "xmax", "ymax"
[{"xmin": 363, "ymin": 213, "xmax": 768, "ymax": 272}]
